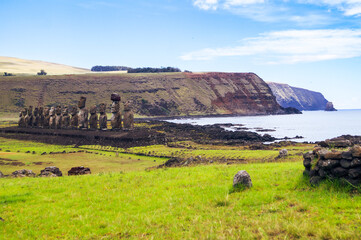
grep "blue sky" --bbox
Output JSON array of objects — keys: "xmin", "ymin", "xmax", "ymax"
[{"xmin": 1, "ymin": 0, "xmax": 361, "ymax": 109}]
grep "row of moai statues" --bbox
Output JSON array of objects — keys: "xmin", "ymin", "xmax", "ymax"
[{"xmin": 18, "ymin": 93, "xmax": 134, "ymax": 130}]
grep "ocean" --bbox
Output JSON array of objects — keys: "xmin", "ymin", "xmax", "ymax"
[{"xmin": 167, "ymin": 110, "xmax": 361, "ymax": 142}]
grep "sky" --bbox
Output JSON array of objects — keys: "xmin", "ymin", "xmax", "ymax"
[{"xmin": 1, "ymin": 0, "xmax": 361, "ymax": 109}]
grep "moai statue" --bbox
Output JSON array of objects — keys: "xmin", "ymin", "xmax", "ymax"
[
  {"xmin": 43, "ymin": 107, "xmax": 50, "ymax": 128},
  {"xmin": 70, "ymin": 106, "xmax": 79, "ymax": 129},
  {"xmin": 62, "ymin": 106, "xmax": 71, "ymax": 128},
  {"xmin": 55, "ymin": 106, "xmax": 63, "ymax": 129},
  {"xmin": 78, "ymin": 96, "xmax": 88, "ymax": 129},
  {"xmin": 32, "ymin": 107, "xmax": 39, "ymax": 127},
  {"xmin": 110, "ymin": 93, "xmax": 122, "ymax": 130},
  {"xmin": 18, "ymin": 109, "xmax": 27, "ymax": 128},
  {"xmin": 25, "ymin": 106, "xmax": 34, "ymax": 127},
  {"xmin": 89, "ymin": 105, "xmax": 98, "ymax": 130},
  {"xmin": 38, "ymin": 107, "xmax": 44, "ymax": 127},
  {"xmin": 49, "ymin": 107, "xmax": 56, "ymax": 129},
  {"xmin": 98, "ymin": 103, "xmax": 107, "ymax": 130},
  {"xmin": 123, "ymin": 101, "xmax": 134, "ymax": 130}
]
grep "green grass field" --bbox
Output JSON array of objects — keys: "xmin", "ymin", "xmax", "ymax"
[{"xmin": 2, "ymin": 162, "xmax": 361, "ymax": 239}]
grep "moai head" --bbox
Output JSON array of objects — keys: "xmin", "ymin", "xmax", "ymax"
[
  {"xmin": 124, "ymin": 100, "xmax": 132, "ymax": 112},
  {"xmin": 49, "ymin": 107, "xmax": 55, "ymax": 116},
  {"xmin": 99, "ymin": 103, "xmax": 106, "ymax": 114},
  {"xmin": 39, "ymin": 107, "xmax": 44, "ymax": 116},
  {"xmin": 62, "ymin": 106, "xmax": 69, "ymax": 115},
  {"xmin": 78, "ymin": 96, "xmax": 86, "ymax": 109},
  {"xmin": 111, "ymin": 101, "xmax": 120, "ymax": 113},
  {"xmin": 44, "ymin": 107, "xmax": 50, "ymax": 116},
  {"xmin": 70, "ymin": 106, "xmax": 78, "ymax": 116},
  {"xmin": 33, "ymin": 107, "xmax": 39, "ymax": 117},
  {"xmin": 56, "ymin": 106, "xmax": 62, "ymax": 115},
  {"xmin": 28, "ymin": 106, "xmax": 33, "ymax": 116},
  {"xmin": 90, "ymin": 106, "xmax": 97, "ymax": 115}
]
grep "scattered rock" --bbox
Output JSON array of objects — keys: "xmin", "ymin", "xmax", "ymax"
[
  {"xmin": 11, "ymin": 169, "xmax": 35, "ymax": 178},
  {"xmin": 40, "ymin": 166, "xmax": 63, "ymax": 177},
  {"xmin": 278, "ymin": 149, "xmax": 288, "ymax": 158},
  {"xmin": 0, "ymin": 171, "xmax": 3, "ymax": 178},
  {"xmin": 68, "ymin": 166, "xmax": 91, "ymax": 176},
  {"xmin": 233, "ymin": 170, "xmax": 252, "ymax": 188}
]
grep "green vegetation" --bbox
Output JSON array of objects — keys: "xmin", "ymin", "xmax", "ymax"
[{"xmin": 2, "ymin": 162, "xmax": 361, "ymax": 239}]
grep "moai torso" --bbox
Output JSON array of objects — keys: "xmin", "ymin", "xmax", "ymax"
[
  {"xmin": 38, "ymin": 107, "xmax": 44, "ymax": 127},
  {"xmin": 99, "ymin": 103, "xmax": 107, "ymax": 130},
  {"xmin": 123, "ymin": 101, "xmax": 134, "ymax": 130},
  {"xmin": 70, "ymin": 106, "xmax": 79, "ymax": 129},
  {"xmin": 55, "ymin": 106, "xmax": 62, "ymax": 129},
  {"xmin": 18, "ymin": 109, "xmax": 27, "ymax": 128},
  {"xmin": 43, "ymin": 107, "xmax": 50, "ymax": 128},
  {"xmin": 89, "ymin": 106, "xmax": 98, "ymax": 130},
  {"xmin": 32, "ymin": 107, "xmax": 39, "ymax": 127},
  {"xmin": 49, "ymin": 107, "xmax": 56, "ymax": 129},
  {"xmin": 25, "ymin": 106, "xmax": 33, "ymax": 127},
  {"xmin": 78, "ymin": 97, "xmax": 88, "ymax": 129},
  {"xmin": 62, "ymin": 107, "xmax": 70, "ymax": 128},
  {"xmin": 110, "ymin": 93, "xmax": 122, "ymax": 130}
]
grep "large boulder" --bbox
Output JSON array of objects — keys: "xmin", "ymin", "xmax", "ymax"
[
  {"xmin": 233, "ymin": 170, "xmax": 252, "ymax": 188},
  {"xmin": 68, "ymin": 166, "xmax": 91, "ymax": 176},
  {"xmin": 40, "ymin": 166, "xmax": 62, "ymax": 177},
  {"xmin": 11, "ymin": 169, "xmax": 35, "ymax": 178}
]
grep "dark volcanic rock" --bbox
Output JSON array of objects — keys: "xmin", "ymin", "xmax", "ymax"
[
  {"xmin": 40, "ymin": 166, "xmax": 62, "ymax": 177},
  {"xmin": 331, "ymin": 167, "xmax": 348, "ymax": 177},
  {"xmin": 11, "ymin": 169, "xmax": 35, "ymax": 177},
  {"xmin": 310, "ymin": 176, "xmax": 323, "ymax": 186},
  {"xmin": 233, "ymin": 170, "xmax": 252, "ymax": 188},
  {"xmin": 68, "ymin": 166, "xmax": 91, "ymax": 176}
]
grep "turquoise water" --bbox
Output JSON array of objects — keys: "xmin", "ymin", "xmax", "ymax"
[{"xmin": 168, "ymin": 110, "xmax": 361, "ymax": 142}]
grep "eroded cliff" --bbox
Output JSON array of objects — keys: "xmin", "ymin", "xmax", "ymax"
[
  {"xmin": 1, "ymin": 72, "xmax": 286, "ymax": 117},
  {"xmin": 268, "ymin": 82, "xmax": 329, "ymax": 111}
]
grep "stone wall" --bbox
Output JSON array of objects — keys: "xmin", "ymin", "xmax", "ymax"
[{"xmin": 303, "ymin": 145, "xmax": 361, "ymax": 185}]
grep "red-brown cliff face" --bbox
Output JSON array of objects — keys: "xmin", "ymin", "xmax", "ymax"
[
  {"xmin": 185, "ymin": 72, "xmax": 283, "ymax": 115},
  {"xmin": 0, "ymin": 72, "xmax": 286, "ymax": 116}
]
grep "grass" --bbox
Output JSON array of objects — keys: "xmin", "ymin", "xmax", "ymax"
[
  {"xmin": 0, "ymin": 137, "xmax": 166, "ymax": 174},
  {"xmin": 2, "ymin": 162, "xmax": 361, "ymax": 239}
]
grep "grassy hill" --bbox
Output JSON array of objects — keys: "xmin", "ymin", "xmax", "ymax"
[
  {"xmin": 0, "ymin": 72, "xmax": 283, "ymax": 117},
  {"xmin": 0, "ymin": 56, "xmax": 91, "ymax": 75}
]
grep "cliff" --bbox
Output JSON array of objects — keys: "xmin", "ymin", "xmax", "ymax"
[
  {"xmin": 268, "ymin": 82, "xmax": 329, "ymax": 111},
  {"xmin": 0, "ymin": 72, "xmax": 287, "ymax": 117}
]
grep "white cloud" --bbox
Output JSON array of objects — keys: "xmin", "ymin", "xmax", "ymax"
[
  {"xmin": 180, "ymin": 29, "xmax": 361, "ymax": 64},
  {"xmin": 193, "ymin": 0, "xmax": 219, "ymax": 10},
  {"xmin": 300, "ymin": 0, "xmax": 361, "ymax": 16}
]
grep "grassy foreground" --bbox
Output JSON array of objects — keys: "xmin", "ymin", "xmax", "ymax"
[{"xmin": 2, "ymin": 162, "xmax": 361, "ymax": 239}]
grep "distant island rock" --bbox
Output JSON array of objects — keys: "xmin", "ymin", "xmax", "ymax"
[
  {"xmin": 325, "ymin": 102, "xmax": 337, "ymax": 111},
  {"xmin": 267, "ymin": 82, "xmax": 329, "ymax": 111}
]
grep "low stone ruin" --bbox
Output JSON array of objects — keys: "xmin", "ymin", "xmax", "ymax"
[
  {"xmin": 303, "ymin": 145, "xmax": 361, "ymax": 186},
  {"xmin": 17, "ymin": 93, "xmax": 133, "ymax": 131},
  {"xmin": 68, "ymin": 166, "xmax": 91, "ymax": 176}
]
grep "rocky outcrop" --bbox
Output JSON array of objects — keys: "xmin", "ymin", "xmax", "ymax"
[
  {"xmin": 68, "ymin": 166, "xmax": 91, "ymax": 176},
  {"xmin": 325, "ymin": 102, "xmax": 337, "ymax": 111},
  {"xmin": 1, "ymin": 72, "xmax": 292, "ymax": 117},
  {"xmin": 268, "ymin": 82, "xmax": 329, "ymax": 111}
]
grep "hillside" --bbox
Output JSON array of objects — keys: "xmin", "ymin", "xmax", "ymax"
[
  {"xmin": 0, "ymin": 72, "xmax": 286, "ymax": 117},
  {"xmin": 0, "ymin": 56, "xmax": 91, "ymax": 75},
  {"xmin": 268, "ymin": 82, "xmax": 329, "ymax": 111}
]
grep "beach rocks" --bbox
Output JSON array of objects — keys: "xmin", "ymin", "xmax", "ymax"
[
  {"xmin": 68, "ymin": 166, "xmax": 91, "ymax": 176},
  {"xmin": 233, "ymin": 170, "xmax": 252, "ymax": 188},
  {"xmin": 40, "ymin": 166, "xmax": 63, "ymax": 177},
  {"xmin": 303, "ymin": 146, "xmax": 361, "ymax": 185},
  {"xmin": 11, "ymin": 169, "xmax": 35, "ymax": 178}
]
